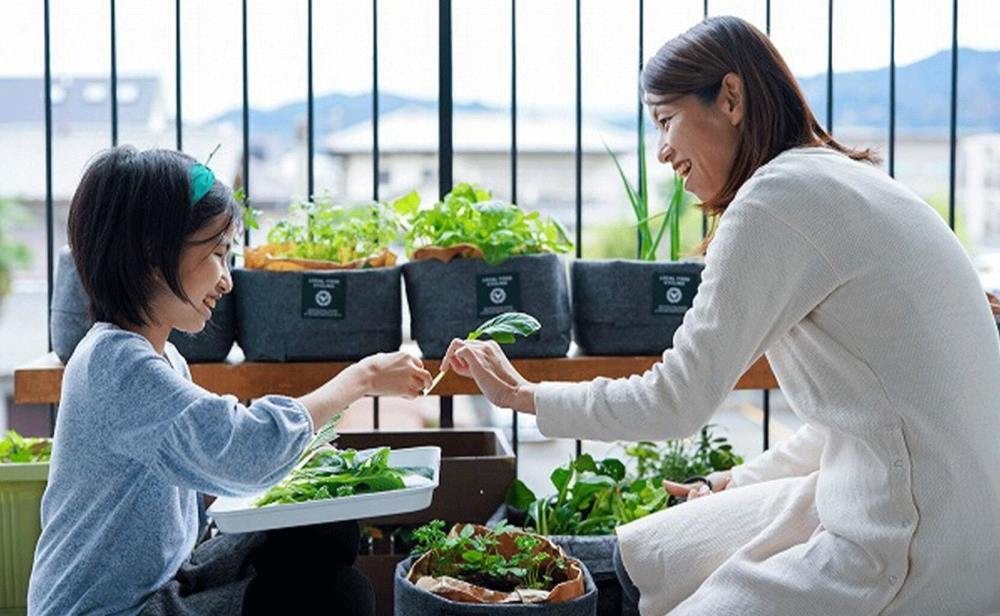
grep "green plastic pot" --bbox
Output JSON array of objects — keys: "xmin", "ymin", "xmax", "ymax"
[{"xmin": 0, "ymin": 462, "xmax": 48, "ymax": 615}]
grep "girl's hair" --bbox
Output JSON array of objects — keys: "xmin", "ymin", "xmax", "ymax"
[
  {"xmin": 67, "ymin": 146, "xmax": 240, "ymax": 328},
  {"xmin": 641, "ymin": 15, "xmax": 879, "ymax": 254}
]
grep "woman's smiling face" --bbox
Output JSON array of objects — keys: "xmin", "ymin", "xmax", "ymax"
[{"xmin": 645, "ymin": 72, "xmax": 744, "ymax": 200}]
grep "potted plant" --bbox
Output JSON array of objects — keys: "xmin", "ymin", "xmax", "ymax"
[
  {"xmin": 0, "ymin": 198, "xmax": 31, "ymax": 315},
  {"xmin": 49, "ymin": 244, "xmax": 237, "ymax": 363},
  {"xmin": 234, "ymin": 193, "xmax": 412, "ymax": 362},
  {"xmin": 394, "ymin": 520, "xmax": 597, "ymax": 615},
  {"xmin": 401, "ymin": 184, "xmax": 573, "ymax": 359},
  {"xmin": 0, "ymin": 430, "xmax": 52, "ymax": 613},
  {"xmin": 490, "ymin": 426, "xmax": 742, "ymax": 616},
  {"xmin": 571, "ymin": 132, "xmax": 704, "ymax": 356}
]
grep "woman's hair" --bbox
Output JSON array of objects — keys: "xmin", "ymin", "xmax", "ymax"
[
  {"xmin": 67, "ymin": 146, "xmax": 240, "ymax": 328},
  {"xmin": 641, "ymin": 15, "xmax": 878, "ymax": 254}
]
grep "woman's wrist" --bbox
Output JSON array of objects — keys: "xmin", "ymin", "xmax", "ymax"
[{"xmin": 512, "ymin": 382, "xmax": 538, "ymax": 414}]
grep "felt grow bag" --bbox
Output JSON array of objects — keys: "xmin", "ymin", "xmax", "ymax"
[
  {"xmin": 0, "ymin": 462, "xmax": 48, "ymax": 615},
  {"xmin": 394, "ymin": 555, "xmax": 597, "ymax": 616},
  {"xmin": 487, "ymin": 505, "xmax": 635, "ymax": 616},
  {"xmin": 572, "ymin": 259, "xmax": 704, "ymax": 356},
  {"xmin": 49, "ymin": 246, "xmax": 237, "ymax": 363},
  {"xmin": 402, "ymin": 254, "xmax": 571, "ymax": 359},
  {"xmin": 233, "ymin": 266, "xmax": 402, "ymax": 362}
]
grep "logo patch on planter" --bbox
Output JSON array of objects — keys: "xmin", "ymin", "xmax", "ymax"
[
  {"xmin": 302, "ymin": 274, "xmax": 346, "ymax": 319},
  {"xmin": 652, "ymin": 271, "xmax": 698, "ymax": 315},
  {"xmin": 477, "ymin": 272, "xmax": 521, "ymax": 317}
]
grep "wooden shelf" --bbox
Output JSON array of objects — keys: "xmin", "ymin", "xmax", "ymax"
[{"xmin": 14, "ymin": 352, "xmax": 776, "ymax": 405}]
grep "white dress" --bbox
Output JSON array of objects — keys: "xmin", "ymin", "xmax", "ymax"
[{"xmin": 534, "ymin": 147, "xmax": 1000, "ymax": 615}]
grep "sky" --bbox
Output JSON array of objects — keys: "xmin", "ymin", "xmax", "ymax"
[{"xmin": 0, "ymin": 0, "xmax": 997, "ymax": 122}]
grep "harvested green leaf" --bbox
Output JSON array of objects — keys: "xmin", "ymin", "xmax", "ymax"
[
  {"xmin": 255, "ymin": 446, "xmax": 432, "ymax": 507},
  {"xmin": 0, "ymin": 430, "xmax": 51, "ymax": 464},
  {"xmin": 405, "ymin": 183, "xmax": 572, "ymax": 266},
  {"xmin": 423, "ymin": 311, "xmax": 541, "ymax": 395}
]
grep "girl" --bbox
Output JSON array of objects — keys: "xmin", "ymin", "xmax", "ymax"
[
  {"xmin": 27, "ymin": 146, "xmax": 432, "ymax": 615},
  {"xmin": 442, "ymin": 16, "xmax": 1000, "ymax": 616}
]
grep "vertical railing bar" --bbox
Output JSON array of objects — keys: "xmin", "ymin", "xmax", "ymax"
[
  {"xmin": 241, "ymin": 0, "xmax": 250, "ymax": 248},
  {"xmin": 636, "ymin": 0, "xmax": 644, "ymax": 260},
  {"xmin": 110, "ymin": 0, "xmax": 118, "ymax": 146},
  {"xmin": 306, "ymin": 0, "xmax": 314, "ymax": 200},
  {"xmin": 44, "ymin": 0, "xmax": 56, "ymax": 435},
  {"xmin": 826, "ymin": 0, "xmax": 834, "ymax": 133},
  {"xmin": 438, "ymin": 0, "xmax": 454, "ymax": 429},
  {"xmin": 511, "ymin": 0, "xmax": 519, "ymax": 460},
  {"xmin": 763, "ymin": 0, "xmax": 771, "ymax": 452},
  {"xmin": 372, "ymin": 0, "xmax": 379, "ymax": 201},
  {"xmin": 888, "ymin": 0, "xmax": 895, "ymax": 177},
  {"xmin": 701, "ymin": 0, "xmax": 708, "ymax": 238},
  {"xmin": 175, "ymin": 0, "xmax": 182, "ymax": 151},
  {"xmin": 574, "ymin": 0, "xmax": 582, "ymax": 459},
  {"xmin": 372, "ymin": 0, "xmax": 381, "ymax": 430},
  {"xmin": 947, "ymin": 0, "xmax": 958, "ymax": 231}
]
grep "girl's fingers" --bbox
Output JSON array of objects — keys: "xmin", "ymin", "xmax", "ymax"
[{"xmin": 663, "ymin": 479, "xmax": 694, "ymax": 498}]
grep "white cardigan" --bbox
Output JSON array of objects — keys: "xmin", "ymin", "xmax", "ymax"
[{"xmin": 535, "ymin": 147, "xmax": 1000, "ymax": 615}]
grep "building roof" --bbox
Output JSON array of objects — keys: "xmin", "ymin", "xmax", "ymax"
[
  {"xmin": 324, "ymin": 106, "xmax": 638, "ymax": 155},
  {"xmin": 0, "ymin": 77, "xmax": 160, "ymax": 125}
]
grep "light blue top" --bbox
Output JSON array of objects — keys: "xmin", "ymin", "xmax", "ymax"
[{"xmin": 28, "ymin": 322, "xmax": 313, "ymax": 616}]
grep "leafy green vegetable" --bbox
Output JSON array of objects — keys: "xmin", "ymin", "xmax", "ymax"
[
  {"xmin": 410, "ymin": 520, "xmax": 570, "ymax": 592},
  {"xmin": 505, "ymin": 426, "xmax": 743, "ymax": 536},
  {"xmin": 255, "ymin": 445, "xmax": 431, "ymax": 507},
  {"xmin": 606, "ymin": 131, "xmax": 692, "ymax": 261},
  {"xmin": 423, "ymin": 312, "xmax": 541, "ymax": 395},
  {"xmin": 405, "ymin": 183, "xmax": 572, "ymax": 266},
  {"xmin": 0, "ymin": 198, "xmax": 32, "ymax": 298},
  {"xmin": 0, "ymin": 430, "xmax": 51, "ymax": 464},
  {"xmin": 467, "ymin": 312, "xmax": 541, "ymax": 344},
  {"xmin": 263, "ymin": 192, "xmax": 415, "ymax": 264}
]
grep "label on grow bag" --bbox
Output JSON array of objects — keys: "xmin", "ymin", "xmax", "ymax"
[
  {"xmin": 477, "ymin": 272, "xmax": 521, "ymax": 317},
  {"xmin": 302, "ymin": 274, "xmax": 346, "ymax": 319},
  {"xmin": 652, "ymin": 272, "xmax": 698, "ymax": 315}
]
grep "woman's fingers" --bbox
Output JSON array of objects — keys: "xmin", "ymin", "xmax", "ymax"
[{"xmin": 663, "ymin": 479, "xmax": 713, "ymax": 500}]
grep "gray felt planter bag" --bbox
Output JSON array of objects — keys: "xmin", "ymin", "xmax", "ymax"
[
  {"xmin": 402, "ymin": 253, "xmax": 571, "ymax": 359},
  {"xmin": 572, "ymin": 259, "xmax": 704, "ymax": 356},
  {"xmin": 393, "ymin": 555, "xmax": 597, "ymax": 616},
  {"xmin": 50, "ymin": 246, "xmax": 236, "ymax": 363},
  {"xmin": 233, "ymin": 266, "xmax": 402, "ymax": 362}
]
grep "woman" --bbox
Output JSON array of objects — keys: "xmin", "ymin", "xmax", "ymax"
[{"xmin": 442, "ymin": 16, "xmax": 1000, "ymax": 616}]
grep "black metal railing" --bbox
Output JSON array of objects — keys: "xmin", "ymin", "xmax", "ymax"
[{"xmin": 35, "ymin": 0, "xmax": 965, "ymax": 457}]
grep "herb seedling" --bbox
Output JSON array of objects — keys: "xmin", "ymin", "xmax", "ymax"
[
  {"xmin": 0, "ymin": 430, "xmax": 51, "ymax": 464},
  {"xmin": 422, "ymin": 312, "xmax": 542, "ymax": 396}
]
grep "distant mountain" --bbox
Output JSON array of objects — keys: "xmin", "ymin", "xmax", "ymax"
[
  {"xmin": 207, "ymin": 47, "xmax": 1000, "ymax": 141},
  {"xmin": 797, "ymin": 48, "xmax": 1000, "ymax": 133}
]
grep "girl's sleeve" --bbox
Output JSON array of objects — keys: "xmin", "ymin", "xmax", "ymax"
[
  {"xmin": 728, "ymin": 423, "xmax": 826, "ymax": 487},
  {"xmin": 100, "ymin": 341, "xmax": 314, "ymax": 496},
  {"xmin": 534, "ymin": 200, "xmax": 843, "ymax": 442}
]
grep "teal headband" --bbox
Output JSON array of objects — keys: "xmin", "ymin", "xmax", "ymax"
[{"xmin": 190, "ymin": 163, "xmax": 216, "ymax": 204}]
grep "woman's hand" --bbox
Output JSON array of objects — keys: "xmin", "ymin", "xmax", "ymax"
[
  {"xmin": 440, "ymin": 339, "xmax": 537, "ymax": 413},
  {"xmin": 358, "ymin": 351, "xmax": 433, "ymax": 399},
  {"xmin": 663, "ymin": 470, "xmax": 734, "ymax": 502}
]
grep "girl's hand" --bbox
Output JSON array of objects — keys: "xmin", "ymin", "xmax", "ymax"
[
  {"xmin": 440, "ymin": 339, "xmax": 537, "ymax": 413},
  {"xmin": 663, "ymin": 470, "xmax": 734, "ymax": 502},
  {"xmin": 359, "ymin": 351, "xmax": 432, "ymax": 399}
]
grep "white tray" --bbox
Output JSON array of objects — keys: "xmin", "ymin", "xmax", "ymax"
[{"xmin": 208, "ymin": 446, "xmax": 441, "ymax": 533}]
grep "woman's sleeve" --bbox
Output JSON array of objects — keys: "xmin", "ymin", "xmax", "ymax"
[
  {"xmin": 535, "ymin": 200, "xmax": 843, "ymax": 441},
  {"xmin": 101, "ymin": 347, "xmax": 314, "ymax": 497},
  {"xmin": 728, "ymin": 423, "xmax": 826, "ymax": 487}
]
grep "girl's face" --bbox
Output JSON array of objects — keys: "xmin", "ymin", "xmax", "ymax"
[
  {"xmin": 155, "ymin": 213, "xmax": 235, "ymax": 334},
  {"xmin": 645, "ymin": 73, "xmax": 744, "ymax": 199}
]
